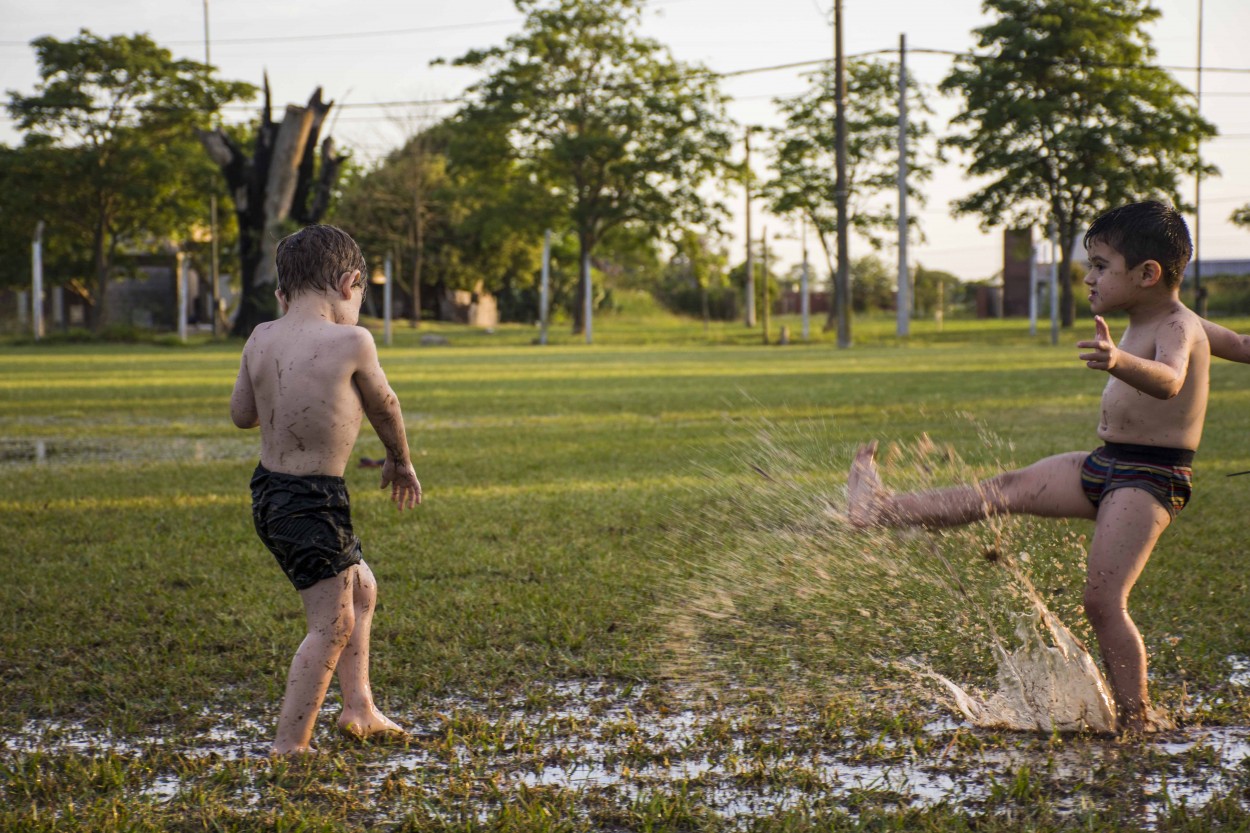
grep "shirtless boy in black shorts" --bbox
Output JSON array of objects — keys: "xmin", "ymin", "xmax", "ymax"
[
  {"xmin": 231, "ymin": 224, "xmax": 421, "ymax": 755},
  {"xmin": 849, "ymin": 202, "xmax": 1208, "ymax": 733}
]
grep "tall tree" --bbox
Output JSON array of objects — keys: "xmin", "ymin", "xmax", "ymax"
[
  {"xmin": 1233, "ymin": 205, "xmax": 1250, "ymax": 230},
  {"xmin": 5, "ymin": 31, "xmax": 254, "ymax": 328},
  {"xmin": 764, "ymin": 59, "xmax": 936, "ymax": 331},
  {"xmin": 941, "ymin": 0, "xmax": 1216, "ymax": 327},
  {"xmin": 446, "ymin": 0, "xmax": 734, "ymax": 333},
  {"xmin": 332, "ymin": 118, "xmax": 549, "ymax": 323},
  {"xmin": 331, "ymin": 130, "xmax": 447, "ymax": 323}
]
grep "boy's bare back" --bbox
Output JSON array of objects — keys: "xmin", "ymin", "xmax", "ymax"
[
  {"xmin": 238, "ymin": 317, "xmax": 377, "ymax": 477},
  {"xmin": 230, "ymin": 226, "xmax": 419, "ymax": 507}
]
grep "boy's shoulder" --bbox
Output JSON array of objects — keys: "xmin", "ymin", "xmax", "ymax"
[
  {"xmin": 1154, "ymin": 302, "xmax": 1210, "ymax": 353},
  {"xmin": 244, "ymin": 318, "xmax": 375, "ymax": 372},
  {"xmin": 248, "ymin": 317, "xmax": 372, "ymax": 347}
]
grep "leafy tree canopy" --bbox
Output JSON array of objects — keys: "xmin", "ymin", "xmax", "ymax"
[
  {"xmin": 445, "ymin": 0, "xmax": 735, "ymax": 331},
  {"xmin": 940, "ymin": 0, "xmax": 1216, "ymax": 325},
  {"xmin": 2, "ymin": 30, "xmax": 255, "ymax": 320}
]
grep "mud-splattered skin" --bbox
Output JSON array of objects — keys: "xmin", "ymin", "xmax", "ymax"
[
  {"xmin": 230, "ymin": 273, "xmax": 416, "ymax": 486},
  {"xmin": 1080, "ymin": 239, "xmax": 1210, "ymax": 451},
  {"xmin": 231, "ymin": 261, "xmax": 417, "ymax": 756},
  {"xmin": 850, "ymin": 226, "xmax": 1211, "ymax": 734}
]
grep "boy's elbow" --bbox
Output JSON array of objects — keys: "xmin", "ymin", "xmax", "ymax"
[
  {"xmin": 1154, "ymin": 379, "xmax": 1184, "ymax": 400},
  {"xmin": 230, "ymin": 406, "xmax": 259, "ymax": 429}
]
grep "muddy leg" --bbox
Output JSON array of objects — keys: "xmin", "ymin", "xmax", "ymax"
[
  {"xmin": 1082, "ymin": 488, "xmax": 1170, "ymax": 733},
  {"xmin": 851, "ymin": 449, "xmax": 1094, "ymax": 530},
  {"xmin": 273, "ymin": 569, "xmax": 357, "ymax": 756},
  {"xmin": 336, "ymin": 561, "xmax": 406, "ymax": 741}
]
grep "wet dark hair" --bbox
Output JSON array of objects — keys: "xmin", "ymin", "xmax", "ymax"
[
  {"xmin": 1083, "ymin": 201, "xmax": 1192, "ymax": 289},
  {"xmin": 274, "ymin": 225, "xmax": 366, "ymax": 298}
]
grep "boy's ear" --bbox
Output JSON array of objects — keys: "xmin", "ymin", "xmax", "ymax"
[
  {"xmin": 337, "ymin": 270, "xmax": 358, "ymax": 299},
  {"xmin": 274, "ymin": 288, "xmax": 289, "ymax": 315},
  {"xmin": 1138, "ymin": 260, "xmax": 1163, "ymax": 288}
]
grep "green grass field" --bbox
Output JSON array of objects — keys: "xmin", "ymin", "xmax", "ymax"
[{"xmin": 5, "ymin": 307, "xmax": 1250, "ymax": 831}]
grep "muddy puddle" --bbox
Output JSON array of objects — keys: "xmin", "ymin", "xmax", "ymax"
[{"xmin": 6, "ymin": 680, "xmax": 1250, "ymax": 826}]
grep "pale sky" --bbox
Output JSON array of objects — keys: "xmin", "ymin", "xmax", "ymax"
[{"xmin": 2, "ymin": 0, "xmax": 1248, "ymax": 282}]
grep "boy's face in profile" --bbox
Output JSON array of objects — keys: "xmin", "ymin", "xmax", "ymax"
[{"xmin": 1084, "ymin": 239, "xmax": 1154, "ymax": 314}]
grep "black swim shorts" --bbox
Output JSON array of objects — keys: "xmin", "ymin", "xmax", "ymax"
[{"xmin": 250, "ymin": 462, "xmax": 363, "ymax": 591}]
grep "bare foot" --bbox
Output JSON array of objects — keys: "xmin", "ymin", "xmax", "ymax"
[
  {"xmin": 270, "ymin": 743, "xmax": 319, "ymax": 757},
  {"xmin": 847, "ymin": 441, "xmax": 886, "ymax": 528},
  {"xmin": 338, "ymin": 710, "xmax": 408, "ymax": 744},
  {"xmin": 1115, "ymin": 704, "xmax": 1173, "ymax": 736}
]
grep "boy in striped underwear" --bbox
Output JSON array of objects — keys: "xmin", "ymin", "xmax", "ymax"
[{"xmin": 848, "ymin": 201, "xmax": 1207, "ymax": 733}]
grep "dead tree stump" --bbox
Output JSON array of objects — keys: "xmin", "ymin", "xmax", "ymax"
[{"xmin": 198, "ymin": 78, "xmax": 346, "ymax": 337}]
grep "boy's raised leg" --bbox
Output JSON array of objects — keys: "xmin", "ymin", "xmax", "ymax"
[
  {"xmin": 849, "ymin": 448, "xmax": 1095, "ymax": 529},
  {"xmin": 336, "ymin": 561, "xmax": 406, "ymax": 741},
  {"xmin": 272, "ymin": 569, "xmax": 357, "ymax": 755},
  {"xmin": 1083, "ymin": 488, "xmax": 1171, "ymax": 732}
]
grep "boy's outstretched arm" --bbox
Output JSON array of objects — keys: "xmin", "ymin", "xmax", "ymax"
[
  {"xmin": 1078, "ymin": 314, "xmax": 1193, "ymax": 399},
  {"xmin": 1201, "ymin": 318, "xmax": 1250, "ymax": 364},
  {"xmin": 230, "ymin": 352, "xmax": 259, "ymax": 429},
  {"xmin": 351, "ymin": 330, "xmax": 421, "ymax": 510}
]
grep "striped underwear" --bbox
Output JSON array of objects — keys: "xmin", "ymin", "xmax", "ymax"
[{"xmin": 1079, "ymin": 442, "xmax": 1195, "ymax": 519}]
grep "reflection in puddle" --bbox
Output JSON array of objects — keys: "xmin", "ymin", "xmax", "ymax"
[
  {"xmin": 1229, "ymin": 655, "xmax": 1250, "ymax": 688},
  {"xmin": 6, "ymin": 680, "xmax": 1250, "ymax": 824}
]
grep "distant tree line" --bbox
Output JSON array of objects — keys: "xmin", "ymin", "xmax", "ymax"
[{"xmin": 0, "ymin": 0, "xmax": 1220, "ymax": 335}]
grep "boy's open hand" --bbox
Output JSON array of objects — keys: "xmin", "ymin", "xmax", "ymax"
[
  {"xmin": 1078, "ymin": 315, "xmax": 1118, "ymax": 372},
  {"xmin": 380, "ymin": 457, "xmax": 422, "ymax": 510}
]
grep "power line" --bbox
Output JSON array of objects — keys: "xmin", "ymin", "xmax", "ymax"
[{"xmin": 4, "ymin": 46, "xmax": 1249, "ymax": 117}]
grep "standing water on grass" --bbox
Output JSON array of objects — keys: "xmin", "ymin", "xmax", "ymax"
[{"xmin": 663, "ymin": 421, "xmax": 1121, "ymax": 734}]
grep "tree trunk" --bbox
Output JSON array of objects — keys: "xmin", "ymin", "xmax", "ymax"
[{"xmin": 197, "ymin": 79, "xmax": 346, "ymax": 338}]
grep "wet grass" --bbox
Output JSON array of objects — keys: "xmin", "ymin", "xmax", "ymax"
[{"xmin": 4, "ymin": 310, "xmax": 1250, "ymax": 829}]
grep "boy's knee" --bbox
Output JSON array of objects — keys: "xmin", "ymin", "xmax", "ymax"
[
  {"xmin": 353, "ymin": 565, "xmax": 378, "ymax": 608},
  {"xmin": 1083, "ymin": 586, "xmax": 1123, "ymax": 626},
  {"xmin": 317, "ymin": 607, "xmax": 356, "ymax": 647}
]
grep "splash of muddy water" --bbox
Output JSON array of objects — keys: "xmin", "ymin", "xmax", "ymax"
[
  {"xmin": 919, "ymin": 596, "xmax": 1117, "ymax": 734},
  {"xmin": 667, "ymin": 427, "xmax": 1126, "ymax": 735}
]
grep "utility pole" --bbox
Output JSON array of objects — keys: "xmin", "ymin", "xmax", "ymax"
[
  {"xmin": 744, "ymin": 128, "xmax": 756, "ymax": 328},
  {"xmin": 1194, "ymin": 0, "xmax": 1206, "ymax": 316},
  {"xmin": 539, "ymin": 229, "xmax": 551, "ymax": 346},
  {"xmin": 896, "ymin": 33, "xmax": 909, "ymax": 338},
  {"xmin": 583, "ymin": 248, "xmax": 593, "ymax": 345},
  {"xmin": 204, "ymin": 0, "xmax": 221, "ymax": 336},
  {"xmin": 1049, "ymin": 223, "xmax": 1059, "ymax": 346},
  {"xmin": 177, "ymin": 251, "xmax": 189, "ymax": 342},
  {"xmin": 383, "ymin": 251, "xmax": 393, "ymax": 347},
  {"xmin": 833, "ymin": 0, "xmax": 851, "ymax": 347},
  {"xmin": 761, "ymin": 227, "xmax": 770, "ymax": 345},
  {"xmin": 31, "ymin": 221, "xmax": 45, "ymax": 342},
  {"xmin": 801, "ymin": 218, "xmax": 811, "ymax": 341},
  {"xmin": 411, "ymin": 134, "xmax": 425, "ymax": 329},
  {"xmin": 1028, "ymin": 234, "xmax": 1038, "ymax": 337}
]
